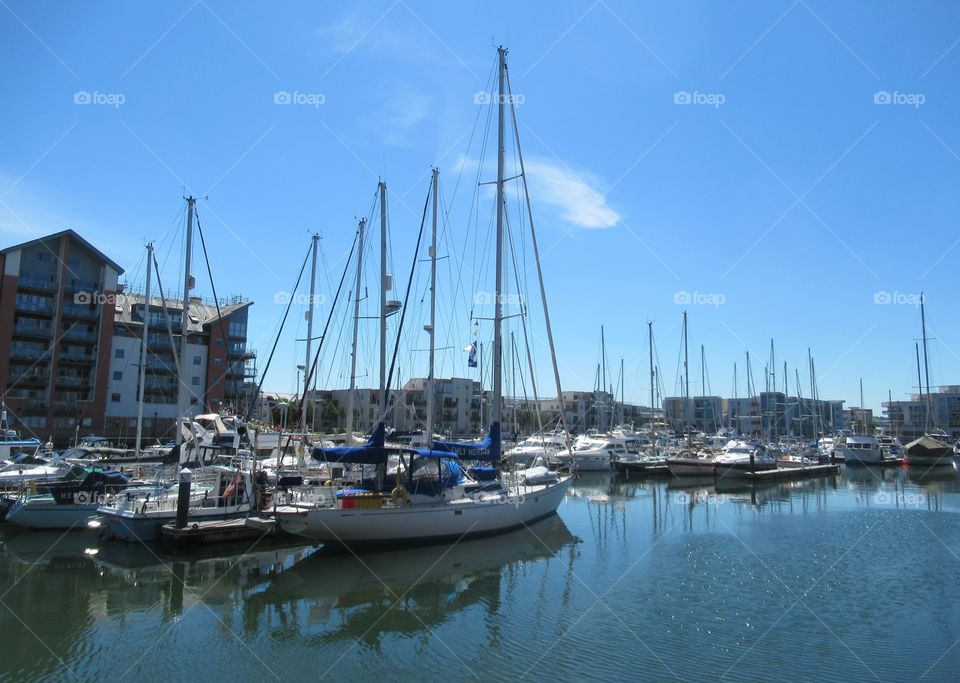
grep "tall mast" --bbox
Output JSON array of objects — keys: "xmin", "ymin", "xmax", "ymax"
[
  {"xmin": 648, "ymin": 321, "xmax": 654, "ymax": 426},
  {"xmin": 859, "ymin": 378, "xmax": 865, "ymax": 435},
  {"xmin": 425, "ymin": 168, "xmax": 438, "ymax": 446},
  {"xmin": 177, "ymin": 196, "xmax": 195, "ymax": 446},
  {"xmin": 683, "ymin": 311, "xmax": 689, "ymax": 429},
  {"xmin": 920, "ymin": 292, "xmax": 932, "ymax": 429},
  {"xmin": 504, "ymin": 52, "xmax": 571, "ymax": 445},
  {"xmin": 915, "ymin": 341, "xmax": 924, "ymax": 429},
  {"xmin": 619, "ymin": 357, "xmax": 625, "ymax": 426},
  {"xmin": 135, "ymin": 242, "xmax": 153, "ymax": 457},
  {"xmin": 345, "ymin": 218, "xmax": 365, "ymax": 442},
  {"xmin": 302, "ymin": 233, "xmax": 319, "ymax": 438},
  {"xmin": 491, "ymin": 45, "xmax": 506, "ymax": 444},
  {"xmin": 600, "ymin": 325, "xmax": 607, "ymax": 431},
  {"xmin": 378, "ymin": 181, "xmax": 388, "ymax": 419}
]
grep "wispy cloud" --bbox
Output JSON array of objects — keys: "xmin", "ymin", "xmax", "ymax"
[
  {"xmin": 315, "ymin": 8, "xmax": 440, "ymax": 65},
  {"xmin": 525, "ymin": 159, "xmax": 620, "ymax": 229},
  {"xmin": 454, "ymin": 155, "xmax": 620, "ymax": 229},
  {"xmin": 358, "ymin": 82, "xmax": 432, "ymax": 148}
]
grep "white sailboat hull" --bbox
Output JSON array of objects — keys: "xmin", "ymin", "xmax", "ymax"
[
  {"xmin": 6, "ymin": 497, "xmax": 100, "ymax": 529},
  {"xmin": 276, "ymin": 477, "xmax": 572, "ymax": 546}
]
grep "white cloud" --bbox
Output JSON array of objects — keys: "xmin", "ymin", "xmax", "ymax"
[
  {"xmin": 524, "ymin": 159, "xmax": 620, "ymax": 229},
  {"xmin": 450, "ymin": 155, "xmax": 620, "ymax": 229}
]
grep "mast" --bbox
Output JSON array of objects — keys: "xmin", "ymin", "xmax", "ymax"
[
  {"xmin": 176, "ymin": 196, "xmax": 195, "ymax": 446},
  {"xmin": 859, "ymin": 378, "xmax": 865, "ymax": 435},
  {"xmin": 379, "ymin": 181, "xmax": 388, "ymax": 419},
  {"xmin": 302, "ymin": 233, "xmax": 319, "ymax": 439},
  {"xmin": 648, "ymin": 321, "xmax": 654, "ymax": 426},
  {"xmin": 425, "ymin": 168, "xmax": 438, "ymax": 446},
  {"xmin": 345, "ymin": 218, "xmax": 365, "ymax": 443},
  {"xmin": 134, "ymin": 242, "xmax": 153, "ymax": 457},
  {"xmin": 683, "ymin": 311, "xmax": 689, "ymax": 429},
  {"xmin": 600, "ymin": 325, "xmax": 607, "ymax": 431},
  {"xmin": 915, "ymin": 341, "xmax": 924, "ymax": 429},
  {"xmin": 620, "ymin": 357, "xmax": 625, "ymax": 426},
  {"xmin": 920, "ymin": 293, "xmax": 932, "ymax": 430},
  {"xmin": 504, "ymin": 51, "xmax": 571, "ymax": 445},
  {"xmin": 491, "ymin": 45, "xmax": 506, "ymax": 449}
]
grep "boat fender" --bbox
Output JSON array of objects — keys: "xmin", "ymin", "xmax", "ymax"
[
  {"xmin": 391, "ymin": 486, "xmax": 409, "ymax": 507},
  {"xmin": 323, "ymin": 480, "xmax": 334, "ymax": 487}
]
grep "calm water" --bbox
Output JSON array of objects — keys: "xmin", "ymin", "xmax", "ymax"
[{"xmin": 2, "ymin": 464, "xmax": 960, "ymax": 682}]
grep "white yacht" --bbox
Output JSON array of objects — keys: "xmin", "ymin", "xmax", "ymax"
[
  {"xmin": 836, "ymin": 434, "xmax": 882, "ymax": 465},
  {"xmin": 503, "ymin": 433, "xmax": 568, "ymax": 467},
  {"xmin": 713, "ymin": 440, "xmax": 776, "ymax": 479}
]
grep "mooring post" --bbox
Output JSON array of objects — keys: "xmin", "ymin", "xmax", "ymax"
[{"xmin": 175, "ymin": 468, "xmax": 192, "ymax": 529}]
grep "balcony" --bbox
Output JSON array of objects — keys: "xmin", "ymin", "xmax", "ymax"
[
  {"xmin": 13, "ymin": 321, "xmax": 52, "ymax": 338},
  {"xmin": 63, "ymin": 278, "xmax": 99, "ymax": 293},
  {"xmin": 62, "ymin": 303, "xmax": 100, "ymax": 320},
  {"xmin": 10, "ymin": 347, "xmax": 49, "ymax": 361},
  {"xmin": 16, "ymin": 300, "xmax": 54, "ymax": 315},
  {"xmin": 59, "ymin": 353, "xmax": 96, "ymax": 366},
  {"xmin": 8, "ymin": 373, "xmax": 49, "ymax": 386},
  {"xmin": 56, "ymin": 376, "xmax": 90, "ymax": 387},
  {"xmin": 18, "ymin": 275, "xmax": 57, "ymax": 291},
  {"xmin": 61, "ymin": 327, "xmax": 98, "ymax": 343}
]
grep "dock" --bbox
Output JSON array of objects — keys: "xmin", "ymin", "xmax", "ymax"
[
  {"xmin": 614, "ymin": 463, "xmax": 670, "ymax": 477},
  {"xmin": 743, "ymin": 464, "xmax": 840, "ymax": 482},
  {"xmin": 161, "ymin": 516, "xmax": 279, "ymax": 545}
]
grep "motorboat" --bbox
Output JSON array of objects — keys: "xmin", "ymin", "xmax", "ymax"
[
  {"xmin": 713, "ymin": 440, "xmax": 777, "ymax": 479},
  {"xmin": 835, "ymin": 434, "xmax": 882, "ymax": 465}
]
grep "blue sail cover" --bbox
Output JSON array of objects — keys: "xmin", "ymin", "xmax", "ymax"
[
  {"xmin": 313, "ymin": 424, "xmax": 389, "ymax": 464},
  {"xmin": 431, "ymin": 422, "xmax": 501, "ymax": 462}
]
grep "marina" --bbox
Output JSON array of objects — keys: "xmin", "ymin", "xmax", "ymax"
[
  {"xmin": 2, "ymin": 463, "xmax": 959, "ymax": 680},
  {"xmin": 4, "ymin": 2, "xmax": 960, "ymax": 681}
]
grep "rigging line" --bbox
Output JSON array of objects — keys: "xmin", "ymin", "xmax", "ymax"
[
  {"xmin": 243, "ymin": 241, "xmax": 312, "ymax": 421},
  {"xmin": 193, "ymin": 208, "xmax": 233, "ymax": 406},
  {"xmin": 281, "ymin": 231, "xmax": 359, "ymax": 454},
  {"xmin": 381, "ymin": 179, "xmax": 432, "ymax": 424},
  {"xmin": 150, "ymin": 250, "xmax": 182, "ymax": 400}
]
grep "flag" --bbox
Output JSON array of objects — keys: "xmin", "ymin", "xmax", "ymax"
[{"xmin": 465, "ymin": 342, "xmax": 478, "ymax": 368}]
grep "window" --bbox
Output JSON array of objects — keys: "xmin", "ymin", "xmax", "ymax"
[
  {"xmin": 214, "ymin": 358, "xmax": 222, "ymax": 366},
  {"xmin": 192, "ymin": 377, "xmax": 200, "ymax": 386},
  {"xmin": 115, "ymin": 348, "xmax": 124, "ymax": 359},
  {"xmin": 113, "ymin": 371, "xmax": 122, "ymax": 381},
  {"xmin": 193, "ymin": 355, "xmax": 201, "ymax": 366},
  {"xmin": 36, "ymin": 252, "xmax": 52, "ymax": 262},
  {"xmin": 216, "ymin": 338, "xmax": 224, "ymax": 346},
  {"xmin": 111, "ymin": 393, "xmax": 121, "ymax": 402}
]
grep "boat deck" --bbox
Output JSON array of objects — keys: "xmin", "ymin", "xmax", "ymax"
[
  {"xmin": 743, "ymin": 464, "xmax": 840, "ymax": 481},
  {"xmin": 161, "ymin": 516, "xmax": 278, "ymax": 544}
]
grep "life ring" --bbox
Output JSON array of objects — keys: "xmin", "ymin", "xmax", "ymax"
[{"xmin": 391, "ymin": 486, "xmax": 409, "ymax": 507}]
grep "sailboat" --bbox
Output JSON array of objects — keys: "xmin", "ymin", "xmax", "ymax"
[
  {"xmin": 274, "ymin": 48, "xmax": 572, "ymax": 547},
  {"xmin": 906, "ymin": 294, "xmax": 954, "ymax": 468}
]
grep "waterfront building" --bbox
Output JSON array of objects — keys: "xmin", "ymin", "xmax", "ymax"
[
  {"xmin": 0, "ymin": 230, "xmax": 255, "ymax": 445},
  {"xmin": 883, "ymin": 385, "xmax": 960, "ymax": 439}
]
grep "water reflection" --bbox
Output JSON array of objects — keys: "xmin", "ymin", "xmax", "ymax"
[{"xmin": 243, "ymin": 515, "xmax": 578, "ymax": 645}]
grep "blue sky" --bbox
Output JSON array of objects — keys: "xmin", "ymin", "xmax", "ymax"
[{"xmin": 2, "ymin": 1, "xmax": 960, "ymax": 414}]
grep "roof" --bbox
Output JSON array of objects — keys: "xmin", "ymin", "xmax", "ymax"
[
  {"xmin": 1, "ymin": 228, "xmax": 124, "ymax": 275},
  {"xmin": 114, "ymin": 292, "xmax": 252, "ymax": 334}
]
